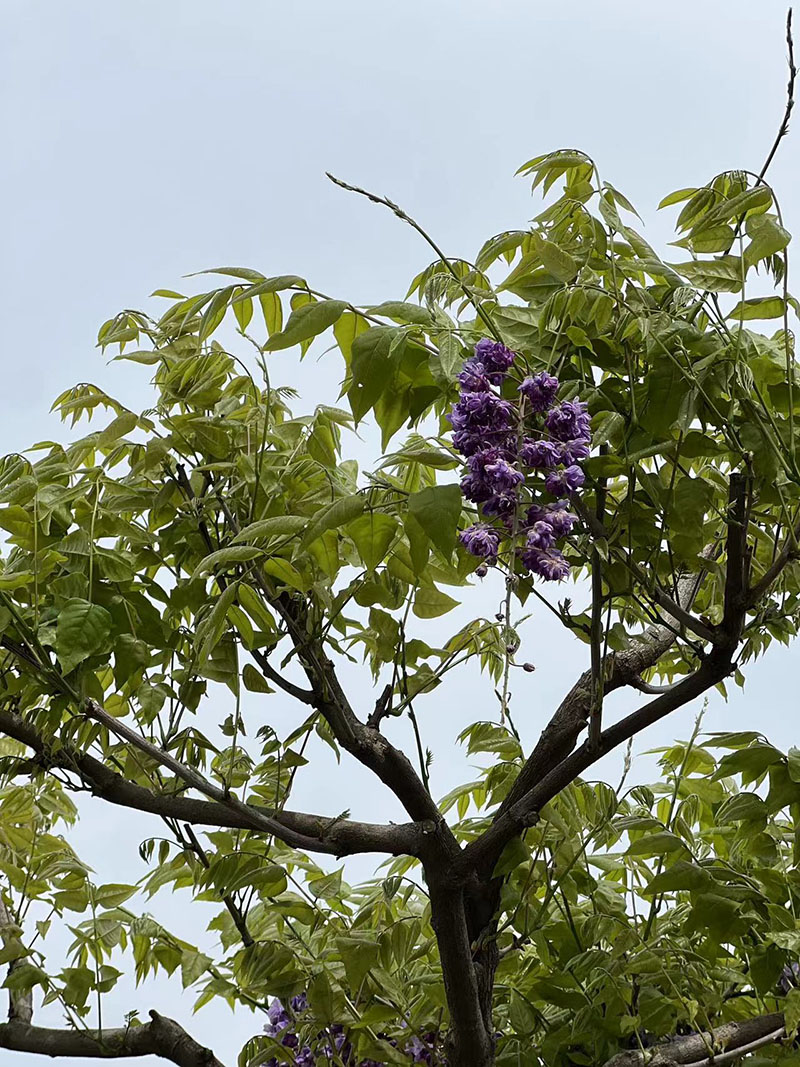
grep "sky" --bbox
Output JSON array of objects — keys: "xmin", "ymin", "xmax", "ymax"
[{"xmin": 2, "ymin": 1, "xmax": 799, "ymax": 1064}]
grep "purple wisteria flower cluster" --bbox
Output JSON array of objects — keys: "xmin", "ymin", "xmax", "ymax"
[
  {"xmin": 449, "ymin": 338, "xmax": 590, "ymax": 582},
  {"xmin": 263, "ymin": 995, "xmax": 442, "ymax": 1066}
]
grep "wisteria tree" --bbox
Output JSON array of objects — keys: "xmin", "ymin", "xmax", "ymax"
[{"xmin": 3, "ymin": 40, "xmax": 800, "ymax": 1067}]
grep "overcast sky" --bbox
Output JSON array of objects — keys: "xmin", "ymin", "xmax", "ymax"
[{"xmin": 3, "ymin": 2, "xmax": 799, "ymax": 1064}]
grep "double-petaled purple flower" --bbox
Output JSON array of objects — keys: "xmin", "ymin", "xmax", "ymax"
[
  {"xmin": 265, "ymin": 999, "xmax": 292, "ymax": 1038},
  {"xmin": 525, "ymin": 520, "xmax": 557, "ymax": 551},
  {"xmin": 457, "ymin": 357, "xmax": 492, "ymax": 392},
  {"xmin": 460, "ymin": 448, "xmax": 519, "ymax": 505},
  {"xmin": 522, "ymin": 546, "xmax": 570, "ymax": 582},
  {"xmin": 544, "ymin": 464, "xmax": 585, "ymax": 497},
  {"xmin": 519, "ymin": 371, "xmax": 559, "ymax": 412},
  {"xmin": 519, "ymin": 438, "xmax": 561, "ymax": 469},
  {"xmin": 448, "ymin": 390, "xmax": 517, "ymax": 458},
  {"xmin": 459, "ymin": 522, "xmax": 501, "ymax": 560},
  {"xmin": 545, "ymin": 398, "xmax": 590, "ymax": 442},
  {"xmin": 473, "ymin": 337, "xmax": 516, "ymax": 381}
]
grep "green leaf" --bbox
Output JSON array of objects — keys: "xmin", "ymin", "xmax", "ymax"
[
  {"xmin": 259, "ymin": 290, "xmax": 282, "ymax": 335},
  {"xmin": 347, "ymin": 513, "xmax": 398, "ymax": 571},
  {"xmin": 493, "ymin": 835, "xmax": 530, "ymax": 877},
  {"xmin": 300, "ymin": 495, "xmax": 365, "ymax": 549},
  {"xmin": 744, "ymin": 213, "xmax": 790, "ymax": 268},
  {"xmin": 233, "ymin": 516, "xmax": 308, "ymax": 543},
  {"xmin": 348, "ymin": 327, "xmax": 400, "ymax": 422},
  {"xmin": 335, "ymin": 935, "xmax": 381, "ymax": 991},
  {"xmin": 671, "ymin": 224, "xmax": 734, "ymax": 254},
  {"xmin": 658, "ymin": 187, "xmax": 699, "ymax": 209},
  {"xmin": 95, "ymin": 883, "xmax": 137, "ymax": 908},
  {"xmin": 56, "ymin": 599, "xmax": 113, "ymax": 674},
  {"xmin": 308, "ymin": 867, "xmax": 343, "ymax": 899},
  {"xmin": 262, "ymin": 558, "xmax": 308, "ymax": 591},
  {"xmin": 786, "ymin": 989, "xmax": 800, "ymax": 1038},
  {"xmin": 717, "ymin": 792, "xmax": 768, "ymax": 822},
  {"xmin": 413, "ymin": 584, "xmax": 459, "ymax": 619},
  {"xmin": 727, "ymin": 296, "xmax": 786, "ymax": 321},
  {"xmin": 367, "ymin": 301, "xmax": 434, "ymax": 326},
  {"xmin": 531, "ymin": 231, "xmax": 578, "ymax": 282},
  {"xmin": 642, "ymin": 861, "xmax": 713, "ymax": 895},
  {"xmin": 626, "ymin": 831, "xmax": 687, "ymax": 857},
  {"xmin": 242, "ymin": 663, "xmax": 273, "ymax": 694},
  {"xmin": 670, "ymin": 256, "xmax": 744, "ymax": 292},
  {"xmin": 263, "ymin": 299, "xmax": 347, "ymax": 352},
  {"xmin": 407, "ymin": 484, "xmax": 462, "ymax": 558},
  {"xmin": 192, "ymin": 546, "xmax": 263, "ymax": 578}
]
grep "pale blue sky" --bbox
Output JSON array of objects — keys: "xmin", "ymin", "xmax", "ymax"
[{"xmin": 2, "ymin": 2, "xmax": 799, "ymax": 1064}]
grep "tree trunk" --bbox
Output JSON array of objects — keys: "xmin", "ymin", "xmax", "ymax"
[{"xmin": 425, "ymin": 845, "xmax": 501, "ymax": 1067}]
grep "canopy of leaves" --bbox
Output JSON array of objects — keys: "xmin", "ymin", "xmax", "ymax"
[{"xmin": 1, "ymin": 150, "xmax": 800, "ymax": 1066}]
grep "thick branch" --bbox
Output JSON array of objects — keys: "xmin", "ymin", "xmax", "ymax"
[
  {"xmin": 0, "ymin": 1009, "xmax": 226, "ymax": 1065},
  {"xmin": 260, "ymin": 585, "xmax": 442, "ymax": 825},
  {"xmin": 721, "ymin": 472, "xmax": 750, "ymax": 639},
  {"xmin": 464, "ymin": 652, "xmax": 730, "ymax": 872},
  {"xmin": 181, "ymin": 464, "xmax": 441, "ymax": 828},
  {"xmin": 0, "ymin": 709, "xmax": 425, "ymax": 857},
  {"xmin": 426, "ymin": 866, "xmax": 495, "ymax": 1066},
  {"xmin": 494, "ymin": 563, "xmax": 709, "ymax": 835},
  {"xmin": 603, "ymin": 1011, "xmax": 785, "ymax": 1067}
]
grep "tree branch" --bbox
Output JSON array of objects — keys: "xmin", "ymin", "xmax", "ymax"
[
  {"xmin": 0, "ymin": 709, "xmax": 425, "ymax": 858},
  {"xmin": 256, "ymin": 583, "xmax": 443, "ymax": 825},
  {"xmin": 464, "ymin": 652, "xmax": 730, "ymax": 873},
  {"xmin": 0, "ymin": 1009, "xmax": 226, "ymax": 1066},
  {"xmin": 0, "ymin": 896, "xmax": 32, "ymax": 1024},
  {"xmin": 491, "ymin": 561, "xmax": 710, "ymax": 837},
  {"xmin": 603, "ymin": 1011, "xmax": 785, "ymax": 1067},
  {"xmin": 176, "ymin": 462, "xmax": 442, "ymax": 829}
]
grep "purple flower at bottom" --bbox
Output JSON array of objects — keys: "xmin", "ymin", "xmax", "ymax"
[
  {"xmin": 519, "ymin": 438, "xmax": 561, "ymax": 470},
  {"xmin": 519, "ymin": 371, "xmax": 559, "ymax": 412},
  {"xmin": 295, "ymin": 1048, "xmax": 315, "ymax": 1067},
  {"xmin": 406, "ymin": 1035, "xmax": 433, "ymax": 1063},
  {"xmin": 522, "ymin": 546, "xmax": 570, "ymax": 582},
  {"xmin": 474, "ymin": 337, "xmax": 516, "ymax": 379},
  {"xmin": 525, "ymin": 520, "xmax": 556, "ymax": 551},
  {"xmin": 459, "ymin": 523, "xmax": 501, "ymax": 559},
  {"xmin": 544, "ymin": 464, "xmax": 585, "ymax": 496},
  {"xmin": 545, "ymin": 398, "xmax": 590, "ymax": 442}
]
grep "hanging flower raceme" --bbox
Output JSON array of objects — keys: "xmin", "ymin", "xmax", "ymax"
[
  {"xmin": 263, "ymin": 996, "xmax": 442, "ymax": 1066},
  {"xmin": 448, "ymin": 341, "xmax": 590, "ymax": 582}
]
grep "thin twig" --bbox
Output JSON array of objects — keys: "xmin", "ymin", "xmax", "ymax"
[
  {"xmin": 757, "ymin": 9, "xmax": 796, "ymax": 184},
  {"xmin": 326, "ymin": 172, "xmax": 502, "ymax": 342},
  {"xmin": 181, "ymin": 823, "xmax": 254, "ymax": 947}
]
